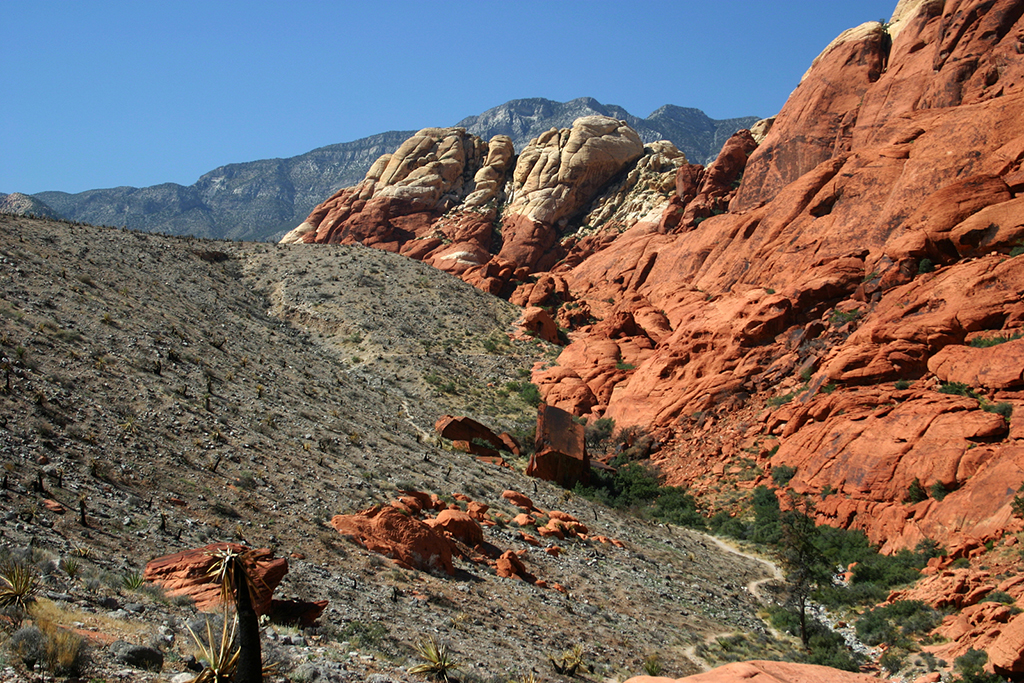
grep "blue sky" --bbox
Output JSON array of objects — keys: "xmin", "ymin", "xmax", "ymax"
[{"xmin": 2, "ymin": 1, "xmax": 896, "ymax": 195}]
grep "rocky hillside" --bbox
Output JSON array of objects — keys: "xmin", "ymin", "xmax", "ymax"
[
  {"xmin": 286, "ymin": 0, "xmax": 1024, "ymax": 669},
  {"xmin": 0, "ymin": 192, "xmax": 59, "ymax": 219},
  {"xmin": 0, "ymin": 213, "xmax": 783, "ymax": 681},
  {"xmin": 17, "ymin": 99, "xmax": 756, "ymax": 244}
]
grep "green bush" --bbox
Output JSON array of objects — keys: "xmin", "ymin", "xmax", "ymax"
[
  {"xmin": 980, "ymin": 400, "xmax": 1013, "ymax": 420},
  {"xmin": 918, "ymin": 258, "xmax": 935, "ymax": 274},
  {"xmin": 855, "ymin": 600, "xmax": 940, "ymax": 647},
  {"xmin": 584, "ymin": 417, "xmax": 615, "ymax": 449},
  {"xmin": 574, "ymin": 464, "xmax": 704, "ymax": 529},
  {"xmin": 772, "ymin": 465, "xmax": 798, "ymax": 487},
  {"xmin": 953, "ymin": 648, "xmax": 1004, "ymax": 683},
  {"xmin": 519, "ymin": 383, "xmax": 542, "ymax": 407},
  {"xmin": 929, "ymin": 481, "xmax": 950, "ymax": 501},
  {"xmin": 968, "ymin": 331, "xmax": 1023, "ymax": 348},
  {"xmin": 938, "ymin": 382, "xmax": 980, "ymax": 398},
  {"xmin": 906, "ymin": 477, "xmax": 928, "ymax": 503}
]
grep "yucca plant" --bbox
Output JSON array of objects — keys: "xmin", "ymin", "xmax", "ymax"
[
  {"xmin": 121, "ymin": 569, "xmax": 146, "ymax": 591},
  {"xmin": 203, "ymin": 547, "xmax": 267, "ymax": 683},
  {"xmin": 186, "ymin": 611, "xmax": 240, "ymax": 683},
  {"xmin": 409, "ymin": 634, "xmax": 462, "ymax": 683},
  {"xmin": 59, "ymin": 557, "xmax": 82, "ymax": 581},
  {"xmin": 0, "ymin": 561, "xmax": 40, "ymax": 624},
  {"xmin": 549, "ymin": 643, "xmax": 585, "ymax": 676}
]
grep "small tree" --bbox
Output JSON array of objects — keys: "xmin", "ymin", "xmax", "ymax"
[
  {"xmin": 1011, "ymin": 482, "xmax": 1024, "ymax": 520},
  {"xmin": 777, "ymin": 495, "xmax": 831, "ymax": 648}
]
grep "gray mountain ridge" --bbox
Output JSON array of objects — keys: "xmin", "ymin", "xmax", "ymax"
[{"xmin": 24, "ymin": 97, "xmax": 759, "ymax": 242}]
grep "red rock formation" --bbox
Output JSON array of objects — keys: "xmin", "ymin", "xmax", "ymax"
[
  {"xmin": 435, "ymin": 415, "xmax": 505, "ymax": 452},
  {"xmin": 526, "ymin": 404, "xmax": 589, "ymax": 487},
  {"xmin": 495, "ymin": 549, "xmax": 536, "ymax": 583},
  {"xmin": 285, "ymin": 0, "xmax": 1024, "ymax": 571},
  {"xmin": 501, "ymin": 490, "xmax": 536, "ymax": 510},
  {"xmin": 143, "ymin": 543, "xmax": 288, "ymax": 615},
  {"xmin": 426, "ymin": 509, "xmax": 484, "ymax": 547},
  {"xmin": 330, "ymin": 505, "xmax": 454, "ymax": 575},
  {"xmin": 623, "ymin": 660, "xmax": 882, "ymax": 683}
]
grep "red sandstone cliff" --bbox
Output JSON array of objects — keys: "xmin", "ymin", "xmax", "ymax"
[{"xmin": 287, "ymin": 0, "xmax": 1024, "ymax": 558}]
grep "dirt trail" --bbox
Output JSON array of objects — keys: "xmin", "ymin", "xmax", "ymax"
[
  {"xmin": 702, "ymin": 533, "xmax": 783, "ymax": 601},
  {"xmin": 681, "ymin": 533, "xmax": 785, "ymax": 671}
]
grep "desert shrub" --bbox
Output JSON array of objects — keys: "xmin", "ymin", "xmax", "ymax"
[
  {"xmin": 766, "ymin": 392, "xmax": 796, "ymax": 407},
  {"xmin": 750, "ymin": 485, "xmax": 782, "ymax": 544},
  {"xmin": 929, "ymin": 481, "xmax": 950, "ymax": 501},
  {"xmin": 983, "ymin": 590, "xmax": 1014, "ymax": 604},
  {"xmin": 642, "ymin": 654, "xmax": 662, "ymax": 676},
  {"xmin": 807, "ymin": 630, "xmax": 860, "ymax": 672},
  {"xmin": 518, "ymin": 383, "xmax": 542, "ymax": 407},
  {"xmin": 850, "ymin": 548, "xmax": 926, "ymax": 589},
  {"xmin": 766, "ymin": 607, "xmax": 860, "ymax": 671},
  {"xmin": 1012, "ymin": 482, "xmax": 1024, "ymax": 519},
  {"xmin": 855, "ymin": 600, "xmax": 940, "ymax": 647},
  {"xmin": 980, "ymin": 400, "xmax": 1013, "ymax": 420},
  {"xmin": 584, "ymin": 417, "xmax": 615, "ymax": 449},
  {"xmin": 6, "ymin": 622, "xmax": 87, "ymax": 676},
  {"xmin": 649, "ymin": 487, "xmax": 705, "ymax": 529},
  {"xmin": 771, "ymin": 465, "xmax": 797, "ymax": 487},
  {"xmin": 905, "ymin": 477, "xmax": 928, "ymax": 503},
  {"xmin": 574, "ymin": 464, "xmax": 704, "ymax": 528},
  {"xmin": 7, "ymin": 625, "xmax": 46, "ymax": 669},
  {"xmin": 895, "ymin": 379, "xmax": 912, "ymax": 390},
  {"xmin": 609, "ymin": 425, "xmax": 656, "ymax": 464},
  {"xmin": 879, "ymin": 650, "xmax": 906, "ymax": 674},
  {"xmin": 830, "ymin": 308, "xmax": 861, "ymax": 325},
  {"xmin": 938, "ymin": 381, "xmax": 979, "ymax": 398},
  {"xmin": 953, "ymin": 648, "xmax": 1004, "ymax": 683},
  {"xmin": 968, "ymin": 331, "xmax": 1023, "ymax": 348},
  {"xmin": 707, "ymin": 511, "xmax": 747, "ymax": 538},
  {"xmin": 339, "ymin": 620, "xmax": 386, "ymax": 648},
  {"xmin": 917, "ymin": 258, "xmax": 935, "ymax": 274}
]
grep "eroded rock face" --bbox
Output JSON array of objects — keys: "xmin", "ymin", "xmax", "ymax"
[
  {"xmin": 280, "ymin": 128, "xmax": 514, "ymax": 282},
  {"xmin": 498, "ymin": 116, "xmax": 644, "ymax": 271},
  {"xmin": 287, "ymin": 1, "xmax": 1024, "ymax": 575}
]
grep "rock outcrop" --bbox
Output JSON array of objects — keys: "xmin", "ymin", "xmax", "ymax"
[
  {"xmin": 143, "ymin": 542, "xmax": 288, "ymax": 615},
  {"xmin": 526, "ymin": 403, "xmax": 589, "ymax": 487},
  {"xmin": 330, "ymin": 505, "xmax": 455, "ymax": 575},
  {"xmin": 623, "ymin": 660, "xmax": 882, "ymax": 682},
  {"xmin": 521, "ymin": 0, "xmax": 1024, "ymax": 560}
]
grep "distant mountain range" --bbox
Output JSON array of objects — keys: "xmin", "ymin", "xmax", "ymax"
[{"xmin": 13, "ymin": 98, "xmax": 759, "ymax": 242}]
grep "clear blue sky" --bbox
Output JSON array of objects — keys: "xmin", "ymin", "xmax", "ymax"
[{"xmin": 2, "ymin": 1, "xmax": 896, "ymax": 195}]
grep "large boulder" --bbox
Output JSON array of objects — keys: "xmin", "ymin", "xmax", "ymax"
[
  {"xmin": 434, "ymin": 415, "xmax": 504, "ymax": 452},
  {"xmin": 330, "ymin": 505, "xmax": 454, "ymax": 575},
  {"xmin": 526, "ymin": 404, "xmax": 589, "ymax": 487},
  {"xmin": 143, "ymin": 543, "xmax": 287, "ymax": 615}
]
